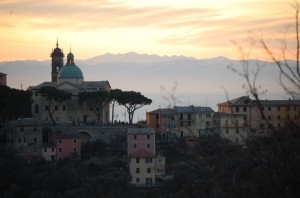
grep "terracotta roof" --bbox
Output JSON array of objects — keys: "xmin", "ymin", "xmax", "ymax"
[{"xmin": 128, "ymin": 149, "xmax": 156, "ymax": 158}]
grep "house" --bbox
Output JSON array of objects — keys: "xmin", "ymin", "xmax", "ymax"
[
  {"xmin": 146, "ymin": 108, "xmax": 177, "ymax": 139},
  {"xmin": 43, "ymin": 133, "xmax": 81, "ymax": 161},
  {"xmin": 146, "ymin": 105, "xmax": 215, "ymax": 139},
  {"xmin": 214, "ymin": 112, "xmax": 248, "ymax": 145},
  {"xmin": 6, "ymin": 119, "xmax": 44, "ymax": 161},
  {"xmin": 217, "ymin": 96, "xmax": 300, "ymax": 135},
  {"xmin": 0, "ymin": 72, "xmax": 7, "ymax": 86},
  {"xmin": 127, "ymin": 128, "xmax": 166, "ymax": 187},
  {"xmin": 30, "ymin": 41, "xmax": 111, "ymax": 125}
]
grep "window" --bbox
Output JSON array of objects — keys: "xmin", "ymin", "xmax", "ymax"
[
  {"xmin": 20, "ymin": 127, "xmax": 24, "ymax": 132},
  {"xmin": 188, "ymin": 113, "xmax": 191, "ymax": 120},
  {"xmin": 225, "ymin": 129, "xmax": 229, "ymax": 134},
  {"xmin": 243, "ymin": 107, "xmax": 247, "ymax": 112},
  {"xmin": 44, "ymin": 148, "xmax": 47, "ymax": 152},
  {"xmin": 18, "ymin": 138, "xmax": 21, "ymax": 143},
  {"xmin": 236, "ymin": 107, "xmax": 239, "ymax": 112},
  {"xmin": 133, "ymin": 144, "xmax": 137, "ymax": 148},
  {"xmin": 180, "ymin": 113, "xmax": 183, "ymax": 120},
  {"xmin": 278, "ymin": 115, "xmax": 281, "ymax": 120},
  {"xmin": 89, "ymin": 107, "xmax": 93, "ymax": 111},
  {"xmin": 58, "ymin": 139, "xmax": 62, "ymax": 144},
  {"xmin": 23, "ymin": 138, "xmax": 26, "ymax": 143},
  {"xmin": 188, "ymin": 121, "xmax": 191, "ymax": 126},
  {"xmin": 180, "ymin": 122, "xmax": 183, "ymax": 126},
  {"xmin": 156, "ymin": 114, "xmax": 159, "ymax": 119},
  {"xmin": 278, "ymin": 106, "xmax": 280, "ymax": 111},
  {"xmin": 146, "ymin": 158, "xmax": 152, "ymax": 163},
  {"xmin": 62, "ymin": 105, "xmax": 66, "ymax": 111},
  {"xmin": 55, "ymin": 106, "xmax": 58, "ymax": 111},
  {"xmin": 278, "ymin": 123, "xmax": 281, "ymax": 128},
  {"xmin": 147, "ymin": 168, "xmax": 151, "ymax": 173},
  {"xmin": 136, "ymin": 158, "xmax": 140, "ymax": 163},
  {"xmin": 58, "ymin": 148, "xmax": 62, "ymax": 152},
  {"xmin": 244, "ymin": 115, "xmax": 247, "ymax": 120},
  {"xmin": 136, "ymin": 178, "xmax": 140, "ymax": 183},
  {"xmin": 73, "ymin": 138, "xmax": 77, "ymax": 143},
  {"xmin": 287, "ymin": 106, "xmax": 290, "ymax": 111},
  {"xmin": 45, "ymin": 106, "xmax": 49, "ymax": 111},
  {"xmin": 134, "ymin": 135, "xmax": 137, "ymax": 139},
  {"xmin": 35, "ymin": 91, "xmax": 38, "ymax": 96},
  {"xmin": 33, "ymin": 137, "xmax": 37, "ymax": 143},
  {"xmin": 155, "ymin": 123, "xmax": 159, "ymax": 128},
  {"xmin": 33, "ymin": 127, "xmax": 37, "ymax": 132},
  {"xmin": 73, "ymin": 147, "xmax": 77, "ymax": 152},
  {"xmin": 206, "ymin": 121, "xmax": 210, "ymax": 126},
  {"xmin": 236, "ymin": 129, "xmax": 239, "ymax": 134},
  {"xmin": 147, "ymin": 144, "xmax": 150, "ymax": 148},
  {"xmin": 268, "ymin": 116, "xmax": 271, "ymax": 120},
  {"xmin": 268, "ymin": 107, "xmax": 271, "ymax": 111},
  {"xmin": 35, "ymin": 104, "xmax": 39, "ymax": 113},
  {"xmin": 51, "ymin": 148, "xmax": 55, "ymax": 152},
  {"xmin": 261, "ymin": 107, "xmax": 265, "ymax": 111},
  {"xmin": 136, "ymin": 168, "xmax": 140, "ymax": 173},
  {"xmin": 171, "ymin": 116, "xmax": 174, "ymax": 120},
  {"xmin": 147, "ymin": 134, "xmax": 150, "ymax": 139}
]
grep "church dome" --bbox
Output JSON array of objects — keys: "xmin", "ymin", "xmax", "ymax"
[
  {"xmin": 58, "ymin": 63, "xmax": 83, "ymax": 78},
  {"xmin": 58, "ymin": 51, "xmax": 83, "ymax": 79},
  {"xmin": 67, "ymin": 52, "xmax": 74, "ymax": 59}
]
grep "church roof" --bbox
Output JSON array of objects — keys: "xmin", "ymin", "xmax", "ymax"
[{"xmin": 80, "ymin": 81, "xmax": 110, "ymax": 89}]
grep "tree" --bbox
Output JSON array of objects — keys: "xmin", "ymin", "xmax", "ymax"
[
  {"xmin": 39, "ymin": 86, "xmax": 72, "ymax": 125},
  {"xmin": 109, "ymin": 89, "xmax": 123, "ymax": 123},
  {"xmin": 78, "ymin": 90, "xmax": 110, "ymax": 124},
  {"xmin": 118, "ymin": 91, "xmax": 152, "ymax": 124},
  {"xmin": 0, "ymin": 85, "xmax": 32, "ymax": 122}
]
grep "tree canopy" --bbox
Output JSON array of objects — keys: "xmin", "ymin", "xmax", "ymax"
[
  {"xmin": 39, "ymin": 86, "xmax": 72, "ymax": 125},
  {"xmin": 0, "ymin": 85, "xmax": 32, "ymax": 122},
  {"xmin": 117, "ymin": 91, "xmax": 152, "ymax": 124}
]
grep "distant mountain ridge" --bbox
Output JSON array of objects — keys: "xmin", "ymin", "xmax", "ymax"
[{"xmin": 84, "ymin": 52, "xmax": 198, "ymax": 65}]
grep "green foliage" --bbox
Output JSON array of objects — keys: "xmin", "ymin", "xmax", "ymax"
[{"xmin": 0, "ymin": 85, "xmax": 32, "ymax": 122}]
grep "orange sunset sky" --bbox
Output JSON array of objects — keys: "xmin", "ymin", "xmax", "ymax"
[{"xmin": 0, "ymin": 0, "xmax": 297, "ymax": 61}]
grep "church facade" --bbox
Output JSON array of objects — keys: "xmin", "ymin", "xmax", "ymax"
[{"xmin": 30, "ymin": 41, "xmax": 111, "ymax": 125}]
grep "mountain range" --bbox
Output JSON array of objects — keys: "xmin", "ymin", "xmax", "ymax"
[{"xmin": 0, "ymin": 52, "xmax": 290, "ymax": 121}]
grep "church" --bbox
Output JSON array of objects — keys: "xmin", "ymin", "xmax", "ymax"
[{"xmin": 30, "ymin": 40, "xmax": 111, "ymax": 125}]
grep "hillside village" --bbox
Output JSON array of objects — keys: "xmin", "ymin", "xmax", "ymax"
[{"xmin": 0, "ymin": 41, "xmax": 300, "ymax": 197}]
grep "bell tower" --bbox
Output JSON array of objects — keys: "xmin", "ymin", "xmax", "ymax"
[{"xmin": 50, "ymin": 39, "xmax": 64, "ymax": 82}]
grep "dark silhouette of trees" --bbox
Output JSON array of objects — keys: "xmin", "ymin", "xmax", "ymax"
[
  {"xmin": 0, "ymin": 85, "xmax": 32, "ymax": 122},
  {"xmin": 109, "ymin": 89, "xmax": 123, "ymax": 123},
  {"xmin": 39, "ymin": 86, "xmax": 72, "ymax": 125},
  {"xmin": 118, "ymin": 91, "xmax": 152, "ymax": 124}
]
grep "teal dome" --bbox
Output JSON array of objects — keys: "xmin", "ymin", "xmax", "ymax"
[{"xmin": 58, "ymin": 63, "xmax": 83, "ymax": 78}]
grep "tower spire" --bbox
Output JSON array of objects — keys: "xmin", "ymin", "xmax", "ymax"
[{"xmin": 56, "ymin": 38, "xmax": 58, "ymax": 48}]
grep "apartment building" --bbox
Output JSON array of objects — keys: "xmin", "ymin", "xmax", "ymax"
[
  {"xmin": 217, "ymin": 96, "xmax": 300, "ymax": 135},
  {"xmin": 127, "ymin": 128, "xmax": 165, "ymax": 187}
]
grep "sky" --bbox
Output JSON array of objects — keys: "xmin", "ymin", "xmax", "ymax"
[{"xmin": 0, "ymin": 0, "xmax": 297, "ymax": 62}]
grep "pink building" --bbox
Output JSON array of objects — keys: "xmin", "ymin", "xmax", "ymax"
[
  {"xmin": 127, "ymin": 128, "xmax": 166, "ymax": 187},
  {"xmin": 43, "ymin": 133, "xmax": 81, "ymax": 161},
  {"xmin": 127, "ymin": 128, "xmax": 156, "ymax": 155}
]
